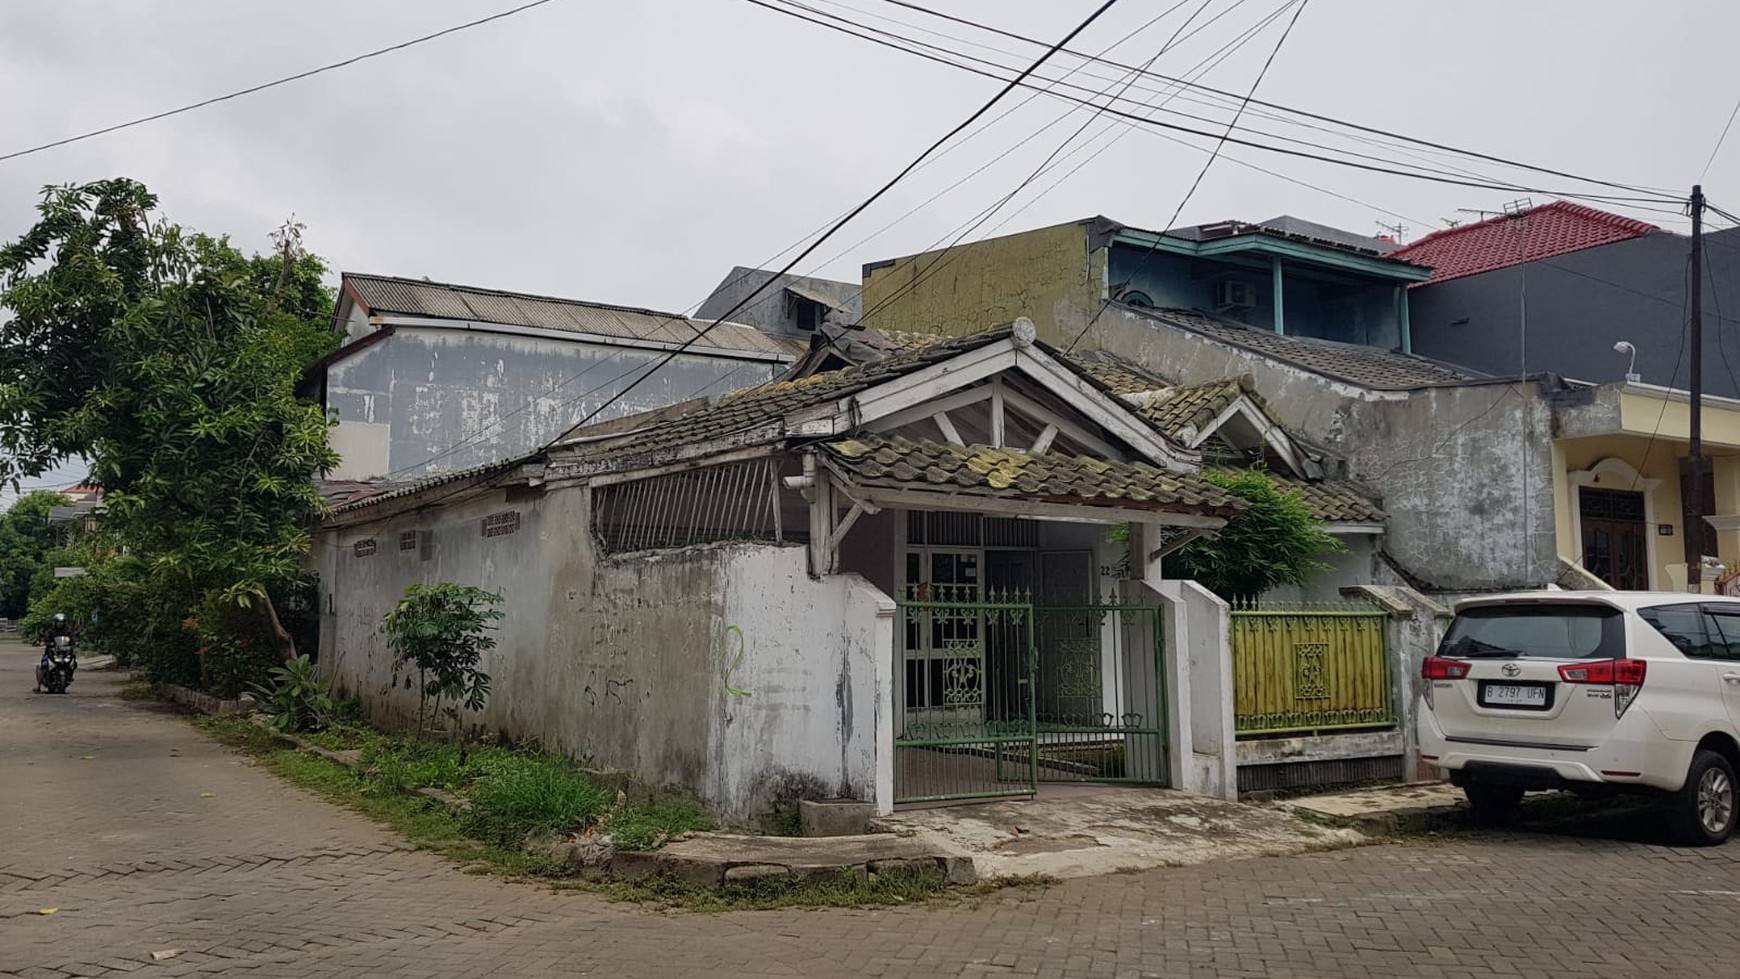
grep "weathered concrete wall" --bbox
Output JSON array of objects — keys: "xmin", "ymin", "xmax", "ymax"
[
  {"xmin": 1261, "ymin": 535, "xmax": 1379, "ymax": 603},
  {"xmin": 325, "ymin": 326, "xmax": 786, "ymax": 480},
  {"xmin": 314, "ymin": 486, "xmax": 892, "ymax": 823},
  {"xmin": 861, "ymin": 221, "xmax": 1103, "ymax": 345},
  {"xmin": 1099, "ymin": 307, "xmax": 1559, "ymax": 592}
]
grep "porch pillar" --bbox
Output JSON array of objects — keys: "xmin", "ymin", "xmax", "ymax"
[
  {"xmin": 1133, "ymin": 522, "xmax": 1237, "ymax": 801},
  {"xmin": 1271, "ymin": 258, "xmax": 1285, "ymax": 335}
]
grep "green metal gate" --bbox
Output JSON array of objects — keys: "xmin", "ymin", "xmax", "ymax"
[{"xmin": 893, "ymin": 590, "xmax": 1168, "ymax": 805}]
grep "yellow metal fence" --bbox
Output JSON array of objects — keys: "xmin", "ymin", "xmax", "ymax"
[{"xmin": 1230, "ymin": 602, "xmax": 1395, "ymax": 737}]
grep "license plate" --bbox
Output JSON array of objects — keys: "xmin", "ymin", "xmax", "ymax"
[{"xmin": 1483, "ymin": 682, "xmax": 1548, "ymax": 707}]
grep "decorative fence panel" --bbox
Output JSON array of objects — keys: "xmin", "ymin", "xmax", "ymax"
[
  {"xmin": 1230, "ymin": 601, "xmax": 1395, "ymax": 738},
  {"xmin": 893, "ymin": 591, "xmax": 1167, "ymax": 804}
]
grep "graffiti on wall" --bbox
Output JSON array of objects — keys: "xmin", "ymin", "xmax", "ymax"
[{"xmin": 716, "ymin": 623, "xmax": 753, "ymax": 699}]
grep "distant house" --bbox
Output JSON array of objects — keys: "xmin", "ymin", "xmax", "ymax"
[
  {"xmin": 300, "ymin": 274, "xmax": 805, "ymax": 481},
  {"xmin": 1392, "ymin": 201, "xmax": 1740, "ymax": 395},
  {"xmin": 695, "ymin": 266, "xmax": 862, "ymax": 337},
  {"xmin": 860, "ymin": 215, "xmax": 1429, "ymax": 353}
]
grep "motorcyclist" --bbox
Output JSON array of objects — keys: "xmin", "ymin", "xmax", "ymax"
[{"xmin": 34, "ymin": 613, "xmax": 75, "ymax": 694}]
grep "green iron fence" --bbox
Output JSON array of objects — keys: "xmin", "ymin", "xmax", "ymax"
[
  {"xmin": 893, "ymin": 589, "xmax": 1167, "ymax": 804},
  {"xmin": 1230, "ymin": 600, "xmax": 1395, "ymax": 738}
]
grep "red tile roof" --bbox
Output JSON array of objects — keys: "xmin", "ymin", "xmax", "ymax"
[{"xmin": 1390, "ymin": 201, "xmax": 1658, "ymax": 285}]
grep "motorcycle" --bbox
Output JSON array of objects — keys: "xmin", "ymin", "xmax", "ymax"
[{"xmin": 40, "ymin": 635, "xmax": 76, "ymax": 694}]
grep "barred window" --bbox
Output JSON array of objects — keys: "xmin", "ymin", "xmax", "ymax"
[{"xmin": 592, "ymin": 458, "xmax": 784, "ymax": 554}]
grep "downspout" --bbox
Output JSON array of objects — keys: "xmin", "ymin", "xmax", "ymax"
[{"xmin": 1271, "ymin": 257, "xmax": 1285, "ymax": 335}]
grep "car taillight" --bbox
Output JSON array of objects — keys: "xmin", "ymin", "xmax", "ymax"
[
  {"xmin": 1422, "ymin": 657, "xmax": 1472, "ymax": 680},
  {"xmin": 1558, "ymin": 658, "xmax": 1647, "ymax": 718},
  {"xmin": 1420, "ymin": 656, "xmax": 1470, "ymax": 710}
]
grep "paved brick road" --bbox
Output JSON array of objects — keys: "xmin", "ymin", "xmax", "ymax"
[{"xmin": 5, "ymin": 640, "xmax": 1740, "ymax": 978}]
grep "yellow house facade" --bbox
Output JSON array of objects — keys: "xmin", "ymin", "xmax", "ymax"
[{"xmin": 1554, "ymin": 382, "xmax": 1740, "ymax": 592}]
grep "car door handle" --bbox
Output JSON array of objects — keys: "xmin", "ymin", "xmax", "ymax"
[{"xmin": 1725, "ymin": 673, "xmax": 1740, "ymax": 684}]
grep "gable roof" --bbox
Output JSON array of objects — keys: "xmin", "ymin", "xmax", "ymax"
[
  {"xmin": 341, "ymin": 273, "xmax": 804, "ymax": 358},
  {"xmin": 1122, "ymin": 305, "xmax": 1486, "ymax": 390},
  {"xmin": 548, "ymin": 323, "xmax": 1206, "ymax": 477},
  {"xmin": 1389, "ymin": 202, "xmax": 1659, "ymax": 285},
  {"xmin": 823, "ymin": 435, "xmax": 1244, "ymax": 517},
  {"xmin": 551, "ymin": 328, "xmax": 1023, "ymax": 468}
]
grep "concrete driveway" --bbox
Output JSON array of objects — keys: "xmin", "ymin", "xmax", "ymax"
[{"xmin": 6, "ymin": 639, "xmax": 1740, "ymax": 978}]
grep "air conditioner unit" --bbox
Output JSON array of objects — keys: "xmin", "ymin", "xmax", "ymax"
[{"xmin": 1215, "ymin": 280, "xmax": 1256, "ymax": 310}]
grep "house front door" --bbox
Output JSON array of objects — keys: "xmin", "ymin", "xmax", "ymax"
[
  {"xmin": 1580, "ymin": 487, "xmax": 1649, "ymax": 590},
  {"xmin": 900, "ymin": 548, "xmax": 987, "ymax": 729}
]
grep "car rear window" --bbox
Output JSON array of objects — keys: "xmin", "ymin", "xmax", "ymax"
[{"xmin": 1439, "ymin": 603, "xmax": 1624, "ymax": 660}]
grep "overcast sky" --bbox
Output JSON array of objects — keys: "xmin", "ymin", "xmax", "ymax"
[{"xmin": 3, "ymin": 0, "xmax": 1738, "ymax": 504}]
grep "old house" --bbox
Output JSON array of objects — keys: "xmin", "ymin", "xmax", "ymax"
[
  {"xmin": 300, "ymin": 274, "xmax": 806, "ymax": 481},
  {"xmin": 860, "ymin": 215, "xmax": 1429, "ymax": 352},
  {"xmin": 695, "ymin": 267, "xmax": 862, "ymax": 337},
  {"xmin": 313, "ymin": 321, "xmax": 1291, "ymax": 821}
]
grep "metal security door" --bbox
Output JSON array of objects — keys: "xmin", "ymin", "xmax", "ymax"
[{"xmin": 895, "ymin": 548, "xmax": 1038, "ymax": 804}]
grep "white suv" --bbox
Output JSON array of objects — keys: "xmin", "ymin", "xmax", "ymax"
[{"xmin": 1418, "ymin": 591, "xmax": 1740, "ymax": 845}]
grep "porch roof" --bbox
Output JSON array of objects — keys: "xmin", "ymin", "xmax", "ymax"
[{"xmin": 822, "ymin": 435, "xmax": 1246, "ymax": 518}]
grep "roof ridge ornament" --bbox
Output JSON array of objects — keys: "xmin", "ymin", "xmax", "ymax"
[{"xmin": 1011, "ymin": 317, "xmax": 1037, "ymax": 348}]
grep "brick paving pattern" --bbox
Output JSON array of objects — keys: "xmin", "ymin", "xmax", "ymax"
[{"xmin": 4, "ymin": 640, "xmax": 1739, "ymax": 978}]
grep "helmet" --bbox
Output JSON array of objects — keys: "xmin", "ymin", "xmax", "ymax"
[{"xmin": 54, "ymin": 613, "xmax": 66, "ymax": 622}]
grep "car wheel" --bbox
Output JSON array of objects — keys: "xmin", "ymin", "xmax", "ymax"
[
  {"xmin": 1465, "ymin": 784, "xmax": 1524, "ymax": 827},
  {"xmin": 1672, "ymin": 750, "xmax": 1737, "ymax": 846}
]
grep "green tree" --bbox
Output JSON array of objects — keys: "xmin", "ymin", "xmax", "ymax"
[
  {"xmin": 1165, "ymin": 469, "xmax": 1344, "ymax": 602},
  {"xmin": 0, "ymin": 179, "xmax": 339, "ymax": 679},
  {"xmin": 0, "ymin": 490, "xmax": 72, "ymax": 618},
  {"xmin": 381, "ymin": 583, "xmax": 503, "ymax": 743}
]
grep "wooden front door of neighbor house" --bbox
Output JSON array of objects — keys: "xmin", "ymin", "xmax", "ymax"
[{"xmin": 1581, "ymin": 487, "xmax": 1649, "ymax": 590}]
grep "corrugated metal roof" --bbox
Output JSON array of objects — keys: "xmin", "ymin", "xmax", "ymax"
[{"xmin": 342, "ymin": 273, "xmax": 806, "ymax": 358}]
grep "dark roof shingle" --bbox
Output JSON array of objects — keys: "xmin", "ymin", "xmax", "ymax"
[
  {"xmin": 1269, "ymin": 474, "xmax": 1385, "ymax": 524},
  {"xmin": 824, "ymin": 435, "xmax": 1245, "ymax": 516},
  {"xmin": 1122, "ymin": 306, "xmax": 1485, "ymax": 390}
]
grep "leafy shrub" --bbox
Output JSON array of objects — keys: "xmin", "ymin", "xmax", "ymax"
[
  {"xmin": 1165, "ymin": 468, "xmax": 1344, "ymax": 601},
  {"xmin": 251, "ymin": 655, "xmax": 334, "ymax": 733},
  {"xmin": 380, "ymin": 583, "xmax": 503, "ymax": 740}
]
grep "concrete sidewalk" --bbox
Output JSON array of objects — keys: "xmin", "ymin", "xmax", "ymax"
[{"xmin": 872, "ymin": 786, "xmax": 1363, "ymax": 880}]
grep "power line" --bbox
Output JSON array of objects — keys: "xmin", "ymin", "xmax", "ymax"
[
  {"xmin": 853, "ymin": 0, "xmax": 1245, "ymax": 329},
  {"xmin": 559, "ymin": 0, "xmax": 1133, "ymax": 440},
  {"xmin": 747, "ymin": 0, "xmax": 1683, "ymax": 213},
  {"xmin": 868, "ymin": 0, "xmax": 1675, "ymax": 200},
  {"xmin": 1065, "ymin": 0, "xmax": 1309, "ymax": 354},
  {"xmin": 0, "ymin": 0, "xmax": 565, "ymax": 165},
  {"xmin": 1702, "ymin": 92, "xmax": 1740, "ymax": 183}
]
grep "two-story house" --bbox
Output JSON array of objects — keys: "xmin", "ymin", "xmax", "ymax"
[{"xmin": 300, "ymin": 274, "xmax": 806, "ymax": 481}]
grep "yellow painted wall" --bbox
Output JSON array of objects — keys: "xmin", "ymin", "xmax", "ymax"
[
  {"xmin": 860, "ymin": 220, "xmax": 1104, "ymax": 345},
  {"xmin": 1556, "ymin": 434, "xmax": 1708, "ymax": 590},
  {"xmin": 1619, "ymin": 391, "xmax": 1740, "ymax": 449}
]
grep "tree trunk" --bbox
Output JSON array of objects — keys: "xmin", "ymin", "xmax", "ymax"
[{"xmin": 257, "ymin": 592, "xmax": 298, "ymax": 663}]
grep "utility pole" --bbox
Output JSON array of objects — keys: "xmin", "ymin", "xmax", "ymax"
[{"xmin": 1685, "ymin": 184, "xmax": 1707, "ymax": 592}]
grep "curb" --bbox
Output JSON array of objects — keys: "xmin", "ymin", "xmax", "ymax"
[{"xmin": 156, "ymin": 682, "xmax": 256, "ymax": 716}]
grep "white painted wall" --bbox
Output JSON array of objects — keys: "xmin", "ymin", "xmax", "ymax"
[{"xmin": 313, "ymin": 485, "xmax": 893, "ymax": 824}]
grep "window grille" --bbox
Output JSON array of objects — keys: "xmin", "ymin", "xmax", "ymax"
[{"xmin": 593, "ymin": 458, "xmax": 783, "ymax": 554}]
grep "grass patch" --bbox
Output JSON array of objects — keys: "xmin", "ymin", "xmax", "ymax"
[
  {"xmin": 194, "ymin": 715, "xmax": 556, "ymax": 875},
  {"xmin": 194, "ymin": 715, "xmax": 711, "ymax": 861}
]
